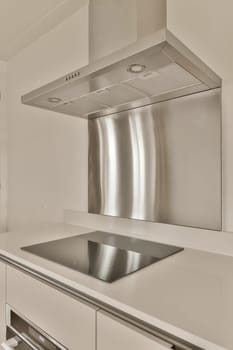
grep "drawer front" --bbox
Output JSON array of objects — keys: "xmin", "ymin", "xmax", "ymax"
[
  {"xmin": 0, "ymin": 262, "xmax": 6, "ymax": 343},
  {"xmin": 97, "ymin": 311, "xmax": 173, "ymax": 350},
  {"xmin": 7, "ymin": 266, "xmax": 97, "ymax": 350}
]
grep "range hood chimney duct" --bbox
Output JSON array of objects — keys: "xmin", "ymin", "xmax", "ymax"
[{"xmin": 88, "ymin": 0, "xmax": 166, "ymax": 62}]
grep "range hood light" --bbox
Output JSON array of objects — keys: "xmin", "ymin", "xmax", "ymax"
[
  {"xmin": 127, "ymin": 64, "xmax": 146, "ymax": 74},
  {"xmin": 48, "ymin": 97, "xmax": 62, "ymax": 103}
]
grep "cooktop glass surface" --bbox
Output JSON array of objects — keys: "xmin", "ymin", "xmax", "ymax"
[{"xmin": 21, "ymin": 231, "xmax": 183, "ymax": 282}]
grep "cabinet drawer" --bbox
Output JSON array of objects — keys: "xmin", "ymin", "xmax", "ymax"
[
  {"xmin": 97, "ymin": 311, "xmax": 173, "ymax": 350},
  {"xmin": 7, "ymin": 266, "xmax": 97, "ymax": 350}
]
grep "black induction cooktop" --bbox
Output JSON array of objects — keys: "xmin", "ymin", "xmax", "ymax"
[{"xmin": 22, "ymin": 231, "xmax": 183, "ymax": 283}]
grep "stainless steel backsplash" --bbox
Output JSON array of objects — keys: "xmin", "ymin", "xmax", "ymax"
[{"xmin": 88, "ymin": 89, "xmax": 221, "ymax": 230}]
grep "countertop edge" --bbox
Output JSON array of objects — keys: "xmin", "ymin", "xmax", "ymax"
[{"xmin": 0, "ymin": 249, "xmax": 226, "ymax": 350}]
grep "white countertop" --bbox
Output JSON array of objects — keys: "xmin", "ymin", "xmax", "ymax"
[{"xmin": 0, "ymin": 224, "xmax": 232, "ymax": 350}]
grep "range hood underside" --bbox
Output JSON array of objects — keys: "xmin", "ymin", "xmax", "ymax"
[{"xmin": 21, "ymin": 30, "xmax": 221, "ymax": 119}]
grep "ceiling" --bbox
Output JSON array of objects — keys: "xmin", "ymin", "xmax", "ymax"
[{"xmin": 0, "ymin": 0, "xmax": 88, "ymax": 60}]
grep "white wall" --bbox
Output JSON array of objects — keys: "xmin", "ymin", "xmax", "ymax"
[
  {"xmin": 6, "ymin": 1, "xmax": 233, "ymax": 236},
  {"xmin": 63, "ymin": 1, "xmax": 233, "ymax": 254},
  {"xmin": 166, "ymin": 0, "xmax": 233, "ymax": 232},
  {"xmin": 167, "ymin": 0, "xmax": 233, "ymax": 79},
  {"xmin": 7, "ymin": 4, "xmax": 89, "ymax": 230},
  {"xmin": 0, "ymin": 61, "xmax": 7, "ymax": 232},
  {"xmin": 222, "ymin": 81, "xmax": 233, "ymax": 232}
]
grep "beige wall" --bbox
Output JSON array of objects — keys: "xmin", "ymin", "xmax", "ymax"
[
  {"xmin": 222, "ymin": 82, "xmax": 233, "ymax": 232},
  {"xmin": 5, "ymin": 1, "xmax": 233, "ymax": 234},
  {"xmin": 0, "ymin": 61, "xmax": 7, "ymax": 232},
  {"xmin": 167, "ymin": 0, "xmax": 233, "ymax": 232},
  {"xmin": 7, "ymin": 5, "xmax": 89, "ymax": 230},
  {"xmin": 0, "ymin": 262, "xmax": 5, "ymax": 342},
  {"xmin": 167, "ymin": 0, "xmax": 233, "ymax": 79}
]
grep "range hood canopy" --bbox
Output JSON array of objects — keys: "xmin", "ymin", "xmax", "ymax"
[{"xmin": 21, "ymin": 1, "xmax": 221, "ymax": 119}]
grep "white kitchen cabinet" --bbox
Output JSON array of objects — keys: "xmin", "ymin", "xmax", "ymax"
[
  {"xmin": 97, "ymin": 311, "xmax": 173, "ymax": 350},
  {"xmin": 0, "ymin": 261, "xmax": 6, "ymax": 343},
  {"xmin": 7, "ymin": 266, "xmax": 97, "ymax": 350}
]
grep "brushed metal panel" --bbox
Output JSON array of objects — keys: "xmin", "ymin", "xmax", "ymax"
[{"xmin": 88, "ymin": 89, "xmax": 221, "ymax": 230}]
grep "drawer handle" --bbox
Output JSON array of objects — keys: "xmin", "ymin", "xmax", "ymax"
[{"xmin": 1, "ymin": 337, "xmax": 20, "ymax": 350}]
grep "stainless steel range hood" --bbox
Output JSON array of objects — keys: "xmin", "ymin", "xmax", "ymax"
[{"xmin": 21, "ymin": 0, "xmax": 221, "ymax": 119}]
